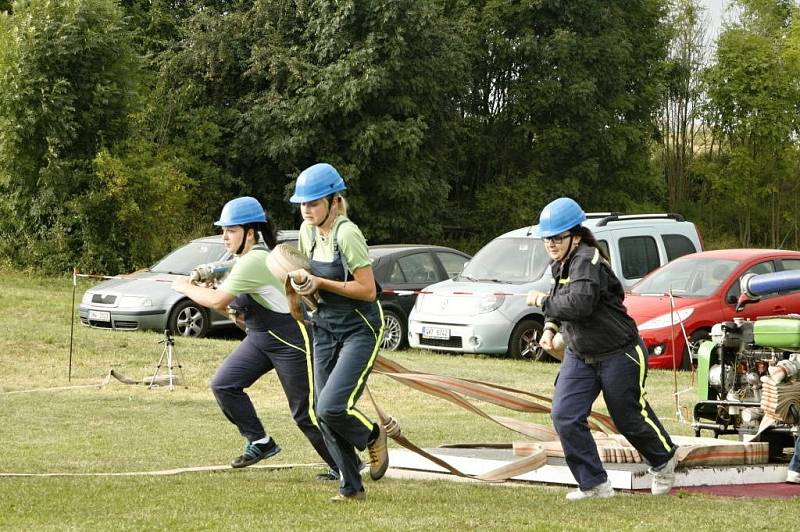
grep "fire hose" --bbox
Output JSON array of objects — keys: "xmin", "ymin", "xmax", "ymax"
[
  {"xmin": 369, "ymin": 355, "xmax": 768, "ymax": 476},
  {"xmin": 367, "ymin": 355, "xmax": 613, "ymax": 480},
  {"xmin": 77, "ymin": 251, "xmax": 767, "ymax": 476},
  {"xmin": 66, "ymin": 259, "xmax": 767, "ymax": 477}
]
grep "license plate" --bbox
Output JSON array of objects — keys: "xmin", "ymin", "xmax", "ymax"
[
  {"xmin": 89, "ymin": 310, "xmax": 110, "ymax": 322},
  {"xmin": 422, "ymin": 326, "xmax": 450, "ymax": 340}
]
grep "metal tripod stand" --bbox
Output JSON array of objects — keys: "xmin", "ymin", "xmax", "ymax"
[{"xmin": 149, "ymin": 329, "xmax": 183, "ymax": 391}]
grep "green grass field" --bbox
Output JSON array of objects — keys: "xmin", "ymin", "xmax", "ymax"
[{"xmin": 0, "ymin": 269, "xmax": 796, "ymax": 530}]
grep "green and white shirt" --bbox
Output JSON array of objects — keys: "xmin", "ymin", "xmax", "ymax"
[{"xmin": 219, "ymin": 248, "xmax": 289, "ymax": 314}]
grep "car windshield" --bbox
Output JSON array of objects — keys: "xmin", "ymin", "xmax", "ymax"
[
  {"xmin": 631, "ymin": 257, "xmax": 739, "ymax": 297},
  {"xmin": 459, "ymin": 237, "xmax": 550, "ymax": 284},
  {"xmin": 150, "ymin": 241, "xmax": 228, "ymax": 275}
]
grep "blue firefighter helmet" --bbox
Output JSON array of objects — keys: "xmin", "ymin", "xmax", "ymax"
[
  {"xmin": 214, "ymin": 196, "xmax": 267, "ymax": 226},
  {"xmin": 532, "ymin": 197, "xmax": 586, "ymax": 238},
  {"xmin": 289, "ymin": 163, "xmax": 346, "ymax": 203}
]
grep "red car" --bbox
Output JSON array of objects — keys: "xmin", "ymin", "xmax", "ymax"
[{"xmin": 625, "ymin": 249, "xmax": 800, "ymax": 370}]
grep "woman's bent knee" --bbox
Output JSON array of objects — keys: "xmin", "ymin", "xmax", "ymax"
[
  {"xmin": 317, "ymin": 404, "xmax": 347, "ymax": 425},
  {"xmin": 551, "ymin": 407, "xmax": 582, "ymax": 432}
]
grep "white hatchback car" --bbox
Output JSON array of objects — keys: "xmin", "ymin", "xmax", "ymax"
[{"xmin": 408, "ymin": 214, "xmax": 702, "ymax": 360}]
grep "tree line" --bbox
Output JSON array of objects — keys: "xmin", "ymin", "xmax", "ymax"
[{"xmin": 0, "ymin": 0, "xmax": 797, "ymax": 274}]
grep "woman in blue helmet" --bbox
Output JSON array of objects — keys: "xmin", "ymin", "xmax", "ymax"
[
  {"xmin": 526, "ymin": 197, "xmax": 678, "ymax": 500},
  {"xmin": 171, "ymin": 196, "xmax": 337, "ymax": 478},
  {"xmin": 287, "ymin": 163, "xmax": 388, "ymax": 503}
]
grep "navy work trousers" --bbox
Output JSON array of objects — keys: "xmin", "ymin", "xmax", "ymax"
[
  {"xmin": 551, "ymin": 341, "xmax": 676, "ymax": 490},
  {"xmin": 313, "ymin": 322, "xmax": 382, "ymax": 496},
  {"xmin": 210, "ymin": 330, "xmax": 336, "ymax": 470},
  {"xmin": 789, "ymin": 437, "xmax": 800, "ymax": 474}
]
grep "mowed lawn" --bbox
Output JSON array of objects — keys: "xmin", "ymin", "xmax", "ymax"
[{"xmin": 0, "ymin": 269, "xmax": 794, "ymax": 531}]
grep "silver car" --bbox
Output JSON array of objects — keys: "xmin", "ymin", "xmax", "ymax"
[
  {"xmin": 79, "ymin": 231, "xmax": 298, "ymax": 337},
  {"xmin": 408, "ymin": 214, "xmax": 702, "ymax": 360},
  {"xmin": 408, "ymin": 230, "xmax": 552, "ymax": 359}
]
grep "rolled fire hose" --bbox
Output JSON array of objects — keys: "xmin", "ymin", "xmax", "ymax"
[
  {"xmin": 265, "ymin": 244, "xmax": 319, "ymax": 318},
  {"xmin": 764, "ymin": 357, "xmax": 800, "ymax": 384}
]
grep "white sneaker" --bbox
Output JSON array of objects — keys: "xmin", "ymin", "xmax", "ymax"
[
  {"xmin": 787, "ymin": 469, "xmax": 800, "ymax": 483},
  {"xmin": 649, "ymin": 453, "xmax": 678, "ymax": 495},
  {"xmin": 565, "ymin": 480, "xmax": 615, "ymax": 501}
]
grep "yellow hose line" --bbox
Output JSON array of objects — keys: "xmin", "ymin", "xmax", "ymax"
[
  {"xmin": 0, "ymin": 383, "xmax": 104, "ymax": 395},
  {"xmin": 0, "ymin": 462, "xmax": 324, "ymax": 478}
]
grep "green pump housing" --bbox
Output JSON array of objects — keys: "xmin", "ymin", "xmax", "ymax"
[
  {"xmin": 695, "ymin": 316, "xmax": 800, "ymax": 401},
  {"xmin": 753, "ymin": 317, "xmax": 800, "ymax": 348},
  {"xmin": 695, "ymin": 340, "xmax": 716, "ymax": 401}
]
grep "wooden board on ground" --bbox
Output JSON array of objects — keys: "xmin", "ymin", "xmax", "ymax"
[{"xmin": 387, "ymin": 435, "xmax": 787, "ymax": 490}]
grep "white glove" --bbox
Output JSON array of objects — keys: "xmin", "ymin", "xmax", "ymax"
[
  {"xmin": 526, "ymin": 290, "xmax": 547, "ymax": 307},
  {"xmin": 289, "ymin": 269, "xmax": 319, "ymax": 296}
]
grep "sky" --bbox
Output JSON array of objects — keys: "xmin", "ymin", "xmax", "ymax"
[{"xmin": 701, "ymin": 0, "xmax": 729, "ymax": 39}]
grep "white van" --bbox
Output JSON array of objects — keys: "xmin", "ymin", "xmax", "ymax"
[{"xmin": 407, "ymin": 213, "xmax": 702, "ymax": 360}]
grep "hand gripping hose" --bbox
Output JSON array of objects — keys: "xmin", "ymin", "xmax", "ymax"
[{"xmin": 265, "ymin": 243, "xmax": 320, "ymax": 319}]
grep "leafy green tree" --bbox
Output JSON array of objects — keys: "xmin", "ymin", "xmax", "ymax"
[
  {"xmin": 75, "ymin": 140, "xmax": 189, "ymax": 273},
  {"xmin": 0, "ymin": 0, "xmax": 187, "ymax": 272},
  {"xmin": 454, "ymin": 0, "xmax": 671, "ymax": 238},
  {"xmin": 157, "ymin": 0, "xmax": 470, "ymax": 241},
  {"xmin": 657, "ymin": 0, "xmax": 710, "ymax": 210},
  {"xmin": 702, "ymin": 0, "xmax": 800, "ymax": 246},
  {"xmin": 119, "ymin": 0, "xmax": 203, "ymax": 61}
]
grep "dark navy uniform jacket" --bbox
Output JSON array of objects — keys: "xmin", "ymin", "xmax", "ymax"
[{"xmin": 542, "ymin": 242, "xmax": 639, "ymax": 362}]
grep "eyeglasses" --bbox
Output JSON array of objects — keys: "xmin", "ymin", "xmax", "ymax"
[{"xmin": 543, "ymin": 232, "xmax": 572, "ymax": 244}]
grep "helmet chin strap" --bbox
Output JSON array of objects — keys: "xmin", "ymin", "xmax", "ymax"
[
  {"xmin": 317, "ymin": 196, "xmax": 337, "ymax": 232},
  {"xmin": 235, "ymin": 227, "xmax": 251, "ymax": 256},
  {"xmin": 557, "ymin": 235, "xmax": 578, "ymax": 263}
]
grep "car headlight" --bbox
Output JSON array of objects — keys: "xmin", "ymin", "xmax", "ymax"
[
  {"xmin": 81, "ymin": 292, "xmax": 94, "ymax": 304},
  {"xmin": 638, "ymin": 308, "xmax": 694, "ymax": 330},
  {"xmin": 414, "ymin": 293, "xmax": 426, "ymax": 311},
  {"xmin": 117, "ymin": 296, "xmax": 153, "ymax": 308},
  {"xmin": 477, "ymin": 294, "xmax": 505, "ymax": 314}
]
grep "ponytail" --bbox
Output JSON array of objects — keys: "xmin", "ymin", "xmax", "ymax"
[
  {"xmin": 571, "ymin": 226, "xmax": 610, "ymax": 262},
  {"xmin": 244, "ymin": 219, "xmax": 278, "ymax": 249},
  {"xmin": 322, "ymin": 193, "xmax": 348, "ymax": 219},
  {"xmin": 335, "ymin": 194, "xmax": 348, "ymax": 218}
]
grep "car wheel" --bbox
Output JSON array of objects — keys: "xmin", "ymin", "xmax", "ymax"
[
  {"xmin": 169, "ymin": 299, "xmax": 210, "ymax": 338},
  {"xmin": 682, "ymin": 329, "xmax": 710, "ymax": 370},
  {"xmin": 508, "ymin": 318, "xmax": 550, "ymax": 361},
  {"xmin": 381, "ymin": 309, "xmax": 407, "ymax": 351}
]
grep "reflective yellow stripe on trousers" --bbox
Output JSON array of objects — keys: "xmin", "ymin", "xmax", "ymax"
[
  {"xmin": 346, "ymin": 303, "xmax": 385, "ymax": 429},
  {"xmin": 268, "ymin": 322, "xmax": 318, "ymax": 426},
  {"xmin": 634, "ymin": 344, "xmax": 673, "ymax": 452}
]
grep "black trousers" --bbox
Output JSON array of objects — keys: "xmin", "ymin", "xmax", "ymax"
[
  {"xmin": 210, "ymin": 329, "xmax": 336, "ymax": 470},
  {"xmin": 551, "ymin": 340, "xmax": 676, "ymax": 490}
]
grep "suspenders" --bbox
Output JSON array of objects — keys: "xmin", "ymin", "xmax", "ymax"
[{"xmin": 309, "ymin": 218, "xmax": 351, "ymax": 282}]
